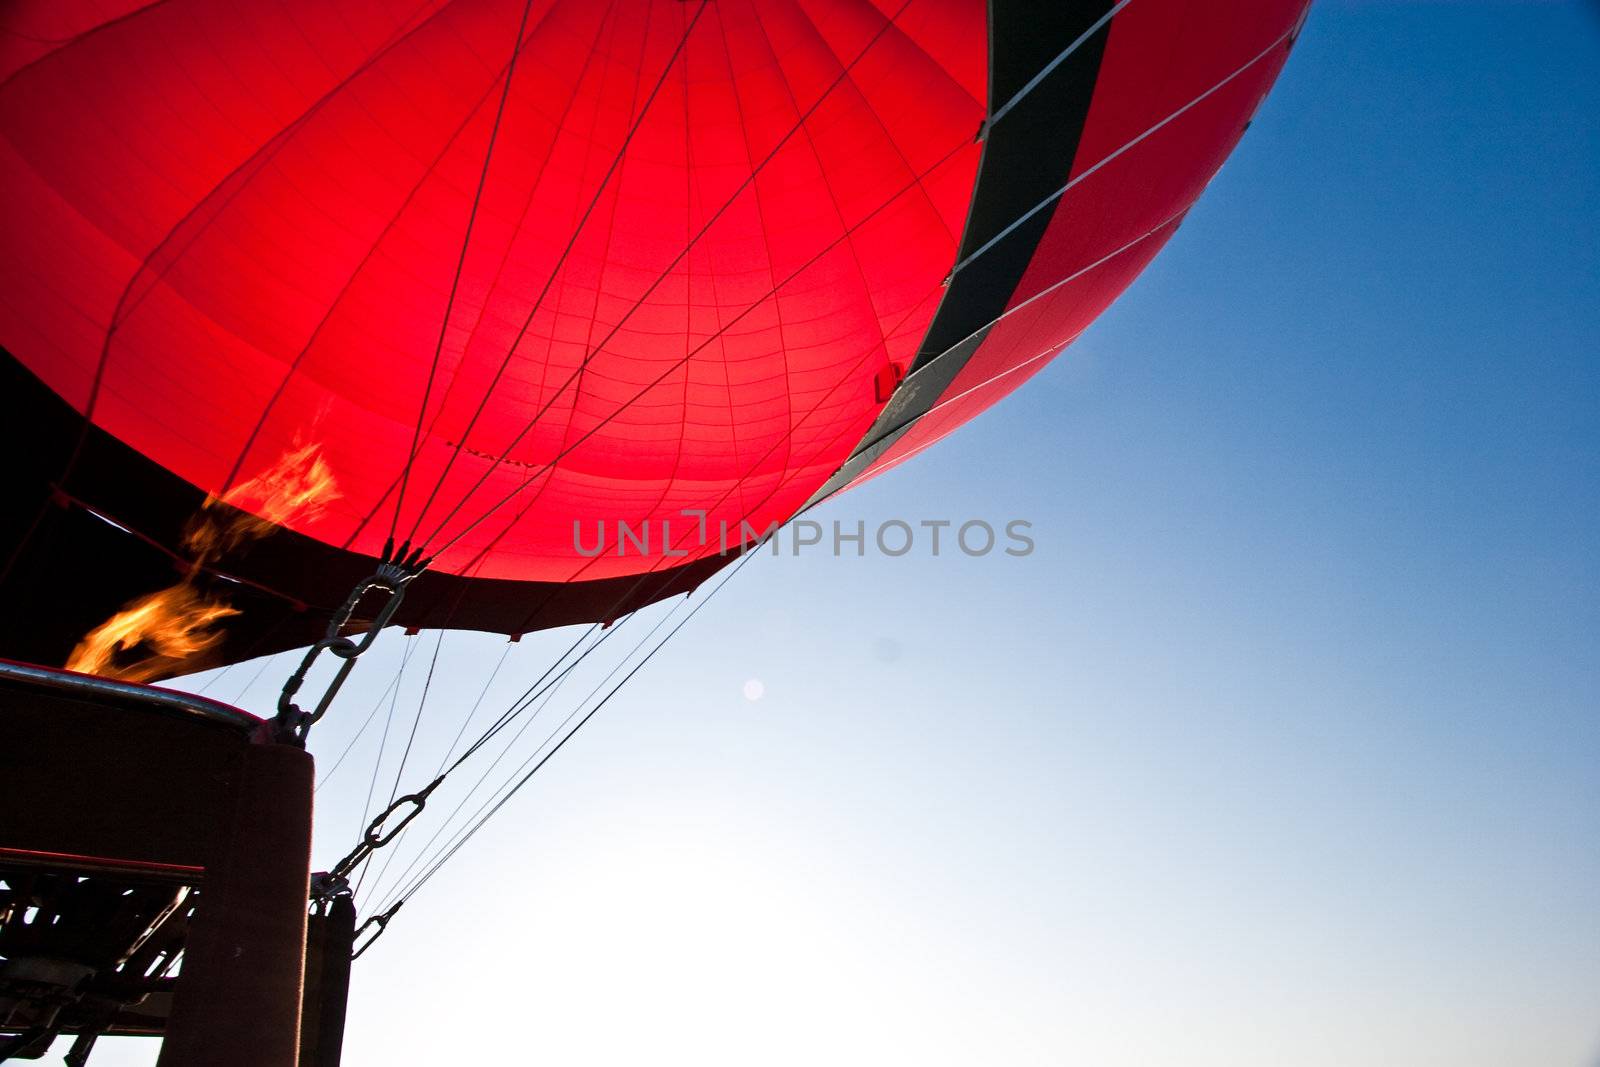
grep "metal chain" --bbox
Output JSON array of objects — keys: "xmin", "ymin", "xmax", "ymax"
[
  {"xmin": 272, "ymin": 539, "xmax": 428, "ymax": 745},
  {"xmin": 313, "ymin": 773, "xmax": 444, "ymax": 906}
]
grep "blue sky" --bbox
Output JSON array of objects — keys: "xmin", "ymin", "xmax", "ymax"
[{"xmin": 98, "ymin": 3, "xmax": 1600, "ymax": 1064}]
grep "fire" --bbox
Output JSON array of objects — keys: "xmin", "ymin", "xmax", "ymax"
[
  {"xmin": 65, "ymin": 585, "xmax": 240, "ymax": 683},
  {"xmin": 184, "ymin": 441, "xmax": 341, "ymax": 557},
  {"xmin": 65, "ymin": 441, "xmax": 341, "ymax": 682}
]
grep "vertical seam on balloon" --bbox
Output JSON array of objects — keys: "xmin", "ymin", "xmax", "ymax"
[
  {"xmin": 444, "ymin": 0, "xmax": 671, "ymax": 558},
  {"xmin": 398, "ymin": 0, "xmax": 712, "ymax": 551},
  {"xmin": 779, "ymin": 0, "xmax": 972, "ymax": 250},
  {"xmin": 747, "ymin": 0, "xmax": 908, "ymax": 450},
  {"xmin": 626, "ymin": 6, "xmax": 703, "ymax": 540},
  {"xmin": 101, "ymin": 0, "xmax": 455, "ymax": 355},
  {"xmin": 818, "ymin": 0, "xmax": 985, "ymax": 112},
  {"xmin": 339, "ymin": 0, "xmax": 627, "ymax": 552},
  {"xmin": 706, "ymin": 0, "xmax": 788, "ymax": 524},
  {"xmin": 527, "ymin": 0, "xmax": 662, "ymax": 530},
  {"xmin": 217, "ymin": 1, "xmax": 567, "ymax": 499},
  {"xmin": 437, "ymin": 145, "xmax": 968, "ymax": 567},
  {"xmin": 401, "ymin": 0, "xmax": 623, "ymax": 497},
  {"xmin": 388, "ymin": 0, "xmax": 543, "ymax": 545}
]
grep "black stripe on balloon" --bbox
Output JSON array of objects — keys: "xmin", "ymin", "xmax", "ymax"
[
  {"xmin": 920, "ymin": 0, "xmax": 1116, "ymax": 368},
  {"xmin": 817, "ymin": 0, "xmax": 1116, "ymax": 496}
]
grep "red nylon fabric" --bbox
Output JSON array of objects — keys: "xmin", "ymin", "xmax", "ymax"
[
  {"xmin": 852, "ymin": 0, "xmax": 1308, "ymax": 486},
  {"xmin": 0, "ymin": 0, "xmax": 984, "ymax": 581}
]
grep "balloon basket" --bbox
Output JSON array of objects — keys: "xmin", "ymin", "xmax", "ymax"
[{"xmin": 0, "ymin": 660, "xmax": 344, "ymax": 1066}]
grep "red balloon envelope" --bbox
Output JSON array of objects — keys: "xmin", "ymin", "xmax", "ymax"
[{"xmin": 0, "ymin": 0, "xmax": 1307, "ymax": 672}]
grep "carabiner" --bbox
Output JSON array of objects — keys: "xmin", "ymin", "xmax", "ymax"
[{"xmin": 351, "ymin": 901, "xmax": 404, "ymax": 960}]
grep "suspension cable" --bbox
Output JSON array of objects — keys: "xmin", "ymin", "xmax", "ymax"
[
  {"xmin": 350, "ymin": 629, "xmax": 445, "ymax": 898},
  {"xmin": 353, "ymin": 636, "xmax": 417, "ymax": 842},
  {"xmin": 402, "ymin": 0, "xmax": 710, "ymax": 547},
  {"xmin": 352, "ymin": 244, "xmax": 983, "ymax": 908},
  {"xmin": 345, "ymin": 256, "xmax": 958, "ymax": 906},
  {"xmin": 384, "ymin": 630, "xmax": 445, "ymax": 809},
  {"xmin": 333, "ymin": 616, "xmax": 637, "ymax": 904},
  {"xmin": 315, "ymin": 666, "xmax": 409, "ymax": 792},
  {"xmin": 361, "ymin": 627, "xmax": 601, "ymax": 908},
  {"xmin": 388, "ymin": 0, "xmax": 541, "ymax": 542},
  {"xmin": 433, "ymin": 639, "xmax": 515, "ymax": 775},
  {"xmin": 327, "ymin": 9, "xmax": 1298, "ymax": 922},
  {"xmin": 360, "ymin": 621, "xmax": 628, "ymax": 903},
  {"xmin": 370, "ymin": 385, "xmax": 873, "ymax": 904},
  {"xmin": 984, "ymin": 0, "xmax": 1134, "ymax": 130},
  {"xmin": 956, "ymin": 27, "xmax": 1294, "ymax": 274},
  {"xmin": 420, "ymin": 140, "xmax": 969, "ymax": 562},
  {"xmin": 427, "ymin": 18, "xmax": 1296, "ymax": 563},
  {"xmin": 381, "ymin": 545, "xmax": 761, "ymax": 915},
  {"xmin": 407, "ymin": 0, "xmax": 920, "ymax": 554}
]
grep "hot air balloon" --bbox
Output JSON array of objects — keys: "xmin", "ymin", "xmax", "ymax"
[{"xmin": 0, "ymin": 1, "xmax": 1309, "ymax": 1063}]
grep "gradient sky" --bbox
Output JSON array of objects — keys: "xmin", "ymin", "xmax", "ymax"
[{"xmin": 93, "ymin": 3, "xmax": 1599, "ymax": 1065}]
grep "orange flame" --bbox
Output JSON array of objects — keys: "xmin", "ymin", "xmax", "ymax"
[
  {"xmin": 184, "ymin": 441, "xmax": 341, "ymax": 558},
  {"xmin": 65, "ymin": 442, "xmax": 341, "ymax": 682},
  {"xmin": 65, "ymin": 585, "xmax": 241, "ymax": 683}
]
